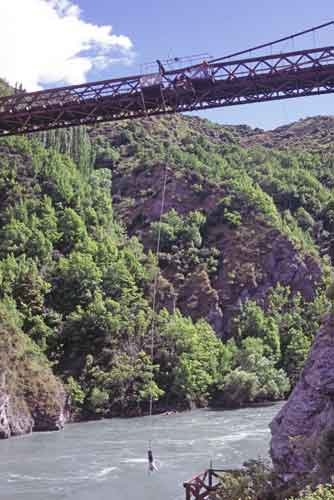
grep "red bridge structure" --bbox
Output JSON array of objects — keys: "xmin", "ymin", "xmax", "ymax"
[
  {"xmin": 1, "ymin": 40, "xmax": 334, "ymax": 137},
  {"xmin": 184, "ymin": 468, "xmax": 224, "ymax": 500}
]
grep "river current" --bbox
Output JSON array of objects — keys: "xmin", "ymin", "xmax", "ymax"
[{"xmin": 0, "ymin": 403, "xmax": 283, "ymax": 500}]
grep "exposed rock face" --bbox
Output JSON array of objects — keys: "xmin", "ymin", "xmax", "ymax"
[
  {"xmin": 177, "ymin": 269, "xmax": 224, "ymax": 332},
  {"xmin": 113, "ymin": 164, "xmax": 322, "ymax": 336},
  {"xmin": 213, "ymin": 224, "xmax": 322, "ymax": 333},
  {"xmin": 0, "ymin": 391, "xmax": 11, "ymax": 438},
  {"xmin": 270, "ymin": 313, "xmax": 334, "ymax": 479},
  {"xmin": 0, "ymin": 387, "xmax": 33, "ymax": 439},
  {"xmin": 0, "ymin": 375, "xmax": 67, "ymax": 440},
  {"xmin": 32, "ymin": 398, "xmax": 67, "ymax": 433}
]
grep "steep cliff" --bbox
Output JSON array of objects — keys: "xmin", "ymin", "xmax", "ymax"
[
  {"xmin": 270, "ymin": 313, "xmax": 334, "ymax": 481},
  {"xmin": 0, "ymin": 304, "xmax": 67, "ymax": 439},
  {"xmin": 112, "ymin": 162, "xmax": 323, "ymax": 336}
]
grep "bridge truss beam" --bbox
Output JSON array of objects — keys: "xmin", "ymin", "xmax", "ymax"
[{"xmin": 0, "ymin": 46, "xmax": 334, "ymax": 136}]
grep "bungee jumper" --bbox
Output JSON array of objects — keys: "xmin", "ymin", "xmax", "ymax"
[{"xmin": 148, "ymin": 447, "xmax": 158, "ymax": 472}]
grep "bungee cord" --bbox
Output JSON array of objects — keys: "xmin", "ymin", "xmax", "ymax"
[
  {"xmin": 209, "ymin": 20, "xmax": 334, "ymax": 64},
  {"xmin": 147, "ymin": 161, "xmax": 169, "ymax": 473}
]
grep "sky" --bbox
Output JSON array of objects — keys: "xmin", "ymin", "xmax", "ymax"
[{"xmin": 1, "ymin": 0, "xmax": 334, "ymax": 129}]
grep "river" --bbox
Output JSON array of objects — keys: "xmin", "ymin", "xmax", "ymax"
[{"xmin": 0, "ymin": 403, "xmax": 283, "ymax": 500}]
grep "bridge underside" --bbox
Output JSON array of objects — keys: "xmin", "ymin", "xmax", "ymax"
[{"xmin": 0, "ymin": 46, "xmax": 334, "ymax": 136}]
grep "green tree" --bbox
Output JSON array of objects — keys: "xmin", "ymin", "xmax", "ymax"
[
  {"xmin": 59, "ymin": 208, "xmax": 88, "ymax": 252},
  {"xmin": 237, "ymin": 301, "xmax": 281, "ymax": 362},
  {"xmin": 284, "ymin": 329, "xmax": 311, "ymax": 385},
  {"xmin": 52, "ymin": 252, "xmax": 101, "ymax": 314},
  {"xmin": 156, "ymin": 311, "xmax": 222, "ymax": 405}
]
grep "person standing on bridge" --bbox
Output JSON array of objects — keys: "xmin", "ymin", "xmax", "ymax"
[
  {"xmin": 202, "ymin": 60, "xmax": 210, "ymax": 77},
  {"xmin": 156, "ymin": 60, "xmax": 166, "ymax": 76}
]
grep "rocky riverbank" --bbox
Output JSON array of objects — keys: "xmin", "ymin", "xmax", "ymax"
[
  {"xmin": 270, "ymin": 312, "xmax": 334, "ymax": 482},
  {"xmin": 0, "ymin": 318, "xmax": 68, "ymax": 441},
  {"xmin": 0, "ymin": 381, "xmax": 67, "ymax": 439}
]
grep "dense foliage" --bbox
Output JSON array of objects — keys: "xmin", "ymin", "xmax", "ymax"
[
  {"xmin": 1, "ymin": 98, "xmax": 334, "ymax": 417},
  {"xmin": 0, "ymin": 128, "xmax": 226, "ymax": 417},
  {"xmin": 214, "ymin": 460, "xmax": 334, "ymax": 500},
  {"xmin": 103, "ymin": 115, "xmax": 334, "ymax": 256},
  {"xmin": 91, "ymin": 115, "xmax": 334, "ymax": 408}
]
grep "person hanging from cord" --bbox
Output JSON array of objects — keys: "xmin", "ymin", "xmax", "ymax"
[{"xmin": 148, "ymin": 446, "xmax": 159, "ymax": 472}]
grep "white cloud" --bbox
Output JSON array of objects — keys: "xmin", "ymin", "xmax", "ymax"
[{"xmin": 0, "ymin": 0, "xmax": 134, "ymax": 90}]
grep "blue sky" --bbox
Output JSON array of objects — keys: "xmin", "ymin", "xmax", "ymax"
[
  {"xmin": 2, "ymin": 0, "xmax": 334, "ymax": 130},
  {"xmin": 77, "ymin": 0, "xmax": 334, "ymax": 129}
]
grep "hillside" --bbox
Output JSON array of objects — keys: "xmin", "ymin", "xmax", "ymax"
[
  {"xmin": 236, "ymin": 115, "xmax": 334, "ymax": 151},
  {"xmin": 90, "ymin": 114, "xmax": 334, "ymax": 401},
  {"xmin": 1, "ymin": 90, "xmax": 334, "ymax": 436}
]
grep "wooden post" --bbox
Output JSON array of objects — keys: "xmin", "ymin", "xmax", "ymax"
[
  {"xmin": 208, "ymin": 468, "xmax": 213, "ymax": 489},
  {"xmin": 184, "ymin": 482, "xmax": 191, "ymax": 500}
]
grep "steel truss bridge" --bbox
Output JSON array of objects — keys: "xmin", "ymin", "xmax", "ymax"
[{"xmin": 1, "ymin": 44, "xmax": 334, "ymax": 137}]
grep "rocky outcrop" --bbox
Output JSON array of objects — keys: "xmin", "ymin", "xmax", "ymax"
[
  {"xmin": 0, "ymin": 391, "xmax": 11, "ymax": 438},
  {"xmin": 177, "ymin": 269, "xmax": 224, "ymax": 332},
  {"xmin": 270, "ymin": 313, "xmax": 334, "ymax": 480},
  {"xmin": 0, "ymin": 311, "xmax": 69, "ymax": 440},
  {"xmin": 0, "ymin": 386, "xmax": 33, "ymax": 439},
  {"xmin": 0, "ymin": 384, "xmax": 67, "ymax": 439},
  {"xmin": 31, "ymin": 397, "xmax": 67, "ymax": 433},
  {"xmin": 112, "ymin": 164, "xmax": 322, "ymax": 337},
  {"xmin": 212, "ymin": 224, "xmax": 322, "ymax": 333}
]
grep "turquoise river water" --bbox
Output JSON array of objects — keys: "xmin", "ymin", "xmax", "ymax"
[{"xmin": 0, "ymin": 403, "xmax": 283, "ymax": 500}]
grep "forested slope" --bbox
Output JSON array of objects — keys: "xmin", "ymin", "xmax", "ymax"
[{"xmin": 1, "ymin": 78, "xmax": 333, "ymax": 436}]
